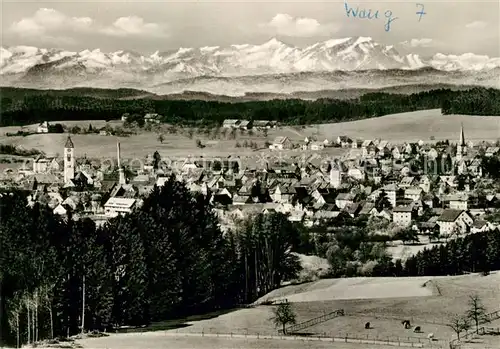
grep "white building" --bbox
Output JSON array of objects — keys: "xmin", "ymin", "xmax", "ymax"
[
  {"xmin": 270, "ymin": 136, "xmax": 293, "ymax": 150},
  {"xmin": 104, "ymin": 197, "xmax": 136, "ymax": 217},
  {"xmin": 37, "ymin": 121, "xmax": 49, "ymax": 133},
  {"xmin": 448, "ymin": 194, "xmax": 469, "ymax": 210},
  {"xmin": 436, "ymin": 209, "xmax": 473, "ymax": 237},
  {"xmin": 222, "ymin": 119, "xmax": 241, "ymax": 128},
  {"xmin": 33, "ymin": 157, "xmax": 52, "ymax": 173},
  {"xmin": 53, "ymin": 203, "xmax": 70, "ymax": 216},
  {"xmin": 330, "ymin": 161, "xmax": 344, "ymax": 189},
  {"xmin": 144, "ymin": 113, "xmax": 161, "ymax": 124},
  {"xmin": 335, "ymin": 193, "xmax": 356, "ymax": 209},
  {"xmin": 310, "ymin": 142, "xmax": 325, "ymax": 151},
  {"xmin": 404, "ymin": 187, "xmax": 423, "ymax": 202},
  {"xmin": 393, "ymin": 206, "xmax": 414, "ymax": 227}
]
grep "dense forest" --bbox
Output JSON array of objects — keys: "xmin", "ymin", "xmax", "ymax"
[
  {"xmin": 1, "ymin": 178, "xmax": 500, "ymax": 347},
  {"xmin": 0, "ymin": 178, "xmax": 301, "ymax": 346},
  {"xmin": 1, "ymin": 87, "xmax": 499, "ymax": 127}
]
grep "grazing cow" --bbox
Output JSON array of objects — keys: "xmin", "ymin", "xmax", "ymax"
[
  {"xmin": 414, "ymin": 326, "xmax": 421, "ymax": 333},
  {"xmin": 402, "ymin": 320, "xmax": 411, "ymax": 329},
  {"xmin": 427, "ymin": 333, "xmax": 434, "ymax": 340},
  {"xmin": 365, "ymin": 322, "xmax": 370, "ymax": 329}
]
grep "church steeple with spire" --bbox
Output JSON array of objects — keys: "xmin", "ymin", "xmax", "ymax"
[
  {"xmin": 117, "ymin": 142, "xmax": 126, "ymax": 185},
  {"xmin": 457, "ymin": 123, "xmax": 466, "ymax": 160}
]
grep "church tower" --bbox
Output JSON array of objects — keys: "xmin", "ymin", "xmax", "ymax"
[
  {"xmin": 457, "ymin": 123, "xmax": 466, "ymax": 160},
  {"xmin": 64, "ymin": 136, "xmax": 75, "ymax": 183},
  {"xmin": 330, "ymin": 159, "xmax": 343, "ymax": 189},
  {"xmin": 117, "ymin": 142, "xmax": 126, "ymax": 185}
]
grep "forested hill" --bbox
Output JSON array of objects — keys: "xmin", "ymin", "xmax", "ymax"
[{"xmin": 1, "ymin": 87, "xmax": 499, "ymax": 127}]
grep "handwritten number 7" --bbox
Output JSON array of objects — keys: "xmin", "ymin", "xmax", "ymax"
[{"xmin": 416, "ymin": 3, "xmax": 426, "ymax": 21}]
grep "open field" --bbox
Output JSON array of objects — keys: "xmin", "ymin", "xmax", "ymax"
[
  {"xmin": 0, "ymin": 124, "xmax": 345, "ymax": 164},
  {"xmin": 1, "ymin": 110, "xmax": 499, "ymax": 163},
  {"xmin": 167, "ymin": 273, "xmax": 500, "ymax": 344},
  {"xmin": 312, "ymin": 109, "xmax": 500, "ymax": 143}
]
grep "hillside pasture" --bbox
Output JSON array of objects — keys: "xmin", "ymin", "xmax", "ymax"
[
  {"xmin": 312, "ymin": 109, "xmax": 500, "ymax": 143},
  {"xmin": 0, "ymin": 110, "xmax": 498, "ymax": 161},
  {"xmin": 0, "ymin": 124, "xmax": 344, "ymax": 162},
  {"xmin": 168, "ymin": 272, "xmax": 500, "ymax": 344},
  {"xmin": 1, "ymin": 109, "xmax": 499, "ymax": 162}
]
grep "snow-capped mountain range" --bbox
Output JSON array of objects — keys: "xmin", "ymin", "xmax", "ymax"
[{"xmin": 1, "ymin": 37, "xmax": 499, "ymax": 96}]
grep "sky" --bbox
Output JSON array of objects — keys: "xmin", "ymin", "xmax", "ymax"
[{"xmin": 1, "ymin": 0, "xmax": 499, "ymax": 56}]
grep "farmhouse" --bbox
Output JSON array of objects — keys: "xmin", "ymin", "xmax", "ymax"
[
  {"xmin": 337, "ymin": 136, "xmax": 353, "ymax": 148},
  {"xmin": 253, "ymin": 120, "xmax": 270, "ymax": 129},
  {"xmin": 144, "ymin": 113, "xmax": 161, "ymax": 124},
  {"xmin": 270, "ymin": 136, "xmax": 293, "ymax": 150},
  {"xmin": 238, "ymin": 120, "xmax": 252, "ymax": 129},
  {"xmin": 310, "ymin": 141, "xmax": 325, "ymax": 151},
  {"xmin": 37, "ymin": 121, "xmax": 49, "ymax": 133},
  {"xmin": 436, "ymin": 209, "xmax": 473, "ymax": 236},
  {"xmin": 222, "ymin": 119, "xmax": 241, "ymax": 128}
]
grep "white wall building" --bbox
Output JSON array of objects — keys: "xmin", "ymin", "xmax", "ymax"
[
  {"xmin": 104, "ymin": 197, "xmax": 136, "ymax": 217},
  {"xmin": 37, "ymin": 121, "xmax": 49, "ymax": 133},
  {"xmin": 436, "ymin": 209, "xmax": 473, "ymax": 236},
  {"xmin": 393, "ymin": 206, "xmax": 414, "ymax": 226}
]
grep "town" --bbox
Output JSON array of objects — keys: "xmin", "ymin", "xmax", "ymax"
[{"xmin": 4, "ymin": 121, "xmax": 500, "ymax": 245}]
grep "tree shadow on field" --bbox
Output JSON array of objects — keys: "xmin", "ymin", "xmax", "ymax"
[
  {"xmin": 287, "ymin": 332, "xmax": 315, "ymax": 337},
  {"xmin": 117, "ymin": 308, "xmax": 240, "ymax": 333}
]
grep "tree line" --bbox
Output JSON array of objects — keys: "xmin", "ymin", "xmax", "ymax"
[
  {"xmin": 1, "ymin": 87, "xmax": 499, "ymax": 127},
  {"xmin": 301, "ymin": 214, "xmax": 500, "ymax": 278},
  {"xmin": 0, "ymin": 177, "xmax": 301, "ymax": 347}
]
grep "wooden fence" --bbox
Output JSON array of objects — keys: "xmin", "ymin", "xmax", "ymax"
[
  {"xmin": 279, "ymin": 309, "xmax": 345, "ymax": 334},
  {"xmin": 160, "ymin": 330, "xmax": 434, "ymax": 348},
  {"xmin": 448, "ymin": 308, "xmax": 500, "ymax": 348}
]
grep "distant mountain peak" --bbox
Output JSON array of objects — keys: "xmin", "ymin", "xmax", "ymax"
[{"xmin": 1, "ymin": 37, "xmax": 499, "ymax": 92}]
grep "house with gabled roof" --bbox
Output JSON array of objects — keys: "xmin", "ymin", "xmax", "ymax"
[
  {"xmin": 37, "ymin": 121, "xmax": 49, "ymax": 133},
  {"xmin": 270, "ymin": 136, "xmax": 293, "ymax": 150},
  {"xmin": 404, "ymin": 187, "xmax": 423, "ymax": 201},
  {"xmin": 337, "ymin": 136, "xmax": 353, "ymax": 148},
  {"xmin": 53, "ymin": 203, "xmax": 72, "ymax": 216},
  {"xmin": 144, "ymin": 113, "xmax": 161, "ymax": 124},
  {"xmin": 378, "ymin": 209, "xmax": 392, "ymax": 220},
  {"xmin": 446, "ymin": 193, "xmax": 469, "ymax": 210},
  {"xmin": 253, "ymin": 120, "xmax": 273, "ymax": 129},
  {"xmin": 239, "ymin": 120, "xmax": 251, "ymax": 129},
  {"xmin": 485, "ymin": 147, "xmax": 500, "ymax": 157},
  {"xmin": 335, "ymin": 193, "xmax": 356, "ymax": 209},
  {"xmin": 392, "ymin": 145, "xmax": 405, "ymax": 160},
  {"xmin": 359, "ymin": 202, "xmax": 378, "ymax": 216},
  {"xmin": 436, "ymin": 209, "xmax": 473, "ymax": 236},
  {"xmin": 223, "ymin": 119, "xmax": 241, "ymax": 128}
]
